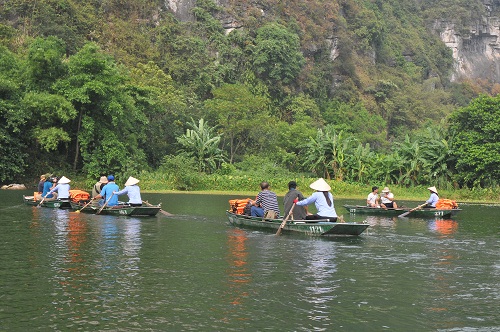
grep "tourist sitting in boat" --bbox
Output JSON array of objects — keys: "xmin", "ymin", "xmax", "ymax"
[
  {"xmin": 380, "ymin": 187, "xmax": 398, "ymax": 209},
  {"xmin": 293, "ymin": 178, "xmax": 338, "ymax": 222},
  {"xmin": 41, "ymin": 177, "xmax": 56, "ymax": 200},
  {"xmin": 48, "ymin": 176, "xmax": 71, "ymax": 201},
  {"xmin": 94, "ymin": 175, "xmax": 119, "ymax": 207},
  {"xmin": 283, "ymin": 181, "xmax": 308, "ymax": 220},
  {"xmin": 113, "ymin": 176, "xmax": 142, "ymax": 207},
  {"xmin": 423, "ymin": 186, "xmax": 439, "ymax": 208},
  {"xmin": 366, "ymin": 186, "xmax": 380, "ymax": 208},
  {"xmin": 248, "ymin": 181, "xmax": 280, "ymax": 218},
  {"xmin": 92, "ymin": 176, "xmax": 108, "ymax": 199}
]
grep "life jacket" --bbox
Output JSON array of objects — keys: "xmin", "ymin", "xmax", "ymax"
[
  {"xmin": 229, "ymin": 198, "xmax": 252, "ymax": 215},
  {"xmin": 69, "ymin": 190, "xmax": 91, "ymax": 203},
  {"xmin": 435, "ymin": 199, "xmax": 459, "ymax": 210}
]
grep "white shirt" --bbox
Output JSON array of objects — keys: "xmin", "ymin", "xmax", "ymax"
[
  {"xmin": 380, "ymin": 192, "xmax": 394, "ymax": 204},
  {"xmin": 367, "ymin": 192, "xmax": 378, "ymax": 206}
]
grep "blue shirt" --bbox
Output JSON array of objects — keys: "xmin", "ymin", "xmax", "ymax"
[
  {"xmin": 426, "ymin": 193, "xmax": 439, "ymax": 207},
  {"xmin": 49, "ymin": 183, "xmax": 71, "ymax": 199},
  {"xmin": 114, "ymin": 185, "xmax": 142, "ymax": 204},
  {"xmin": 42, "ymin": 181, "xmax": 54, "ymax": 198},
  {"xmin": 296, "ymin": 191, "xmax": 337, "ymax": 218},
  {"xmin": 101, "ymin": 182, "xmax": 120, "ymax": 206}
]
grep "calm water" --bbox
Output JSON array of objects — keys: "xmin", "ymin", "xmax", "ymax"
[{"xmin": 0, "ymin": 190, "xmax": 499, "ymax": 331}]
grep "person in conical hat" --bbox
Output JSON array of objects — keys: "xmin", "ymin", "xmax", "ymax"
[
  {"xmin": 293, "ymin": 178, "xmax": 338, "ymax": 222},
  {"xmin": 113, "ymin": 176, "xmax": 142, "ymax": 207},
  {"xmin": 424, "ymin": 186, "xmax": 439, "ymax": 208},
  {"xmin": 47, "ymin": 176, "xmax": 71, "ymax": 200}
]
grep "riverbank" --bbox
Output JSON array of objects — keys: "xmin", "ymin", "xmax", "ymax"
[{"xmin": 21, "ymin": 172, "xmax": 500, "ymax": 204}]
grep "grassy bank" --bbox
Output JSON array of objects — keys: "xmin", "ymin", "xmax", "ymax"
[{"xmin": 60, "ymin": 171, "xmax": 500, "ymax": 204}]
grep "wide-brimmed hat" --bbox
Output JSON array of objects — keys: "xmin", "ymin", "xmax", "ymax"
[
  {"xmin": 99, "ymin": 176, "xmax": 108, "ymax": 184},
  {"xmin": 309, "ymin": 178, "xmax": 331, "ymax": 192},
  {"xmin": 58, "ymin": 176, "xmax": 71, "ymax": 184},
  {"xmin": 125, "ymin": 176, "xmax": 140, "ymax": 186},
  {"xmin": 427, "ymin": 186, "xmax": 438, "ymax": 194},
  {"xmin": 382, "ymin": 187, "xmax": 390, "ymax": 193}
]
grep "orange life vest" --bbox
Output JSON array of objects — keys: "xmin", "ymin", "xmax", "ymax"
[
  {"xmin": 229, "ymin": 198, "xmax": 252, "ymax": 214},
  {"xmin": 435, "ymin": 199, "xmax": 459, "ymax": 210},
  {"xmin": 69, "ymin": 190, "xmax": 91, "ymax": 203}
]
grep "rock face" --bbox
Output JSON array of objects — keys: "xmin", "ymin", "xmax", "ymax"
[
  {"xmin": 1, "ymin": 184, "xmax": 27, "ymax": 190},
  {"xmin": 437, "ymin": 16, "xmax": 500, "ymax": 82},
  {"xmin": 165, "ymin": 0, "xmax": 500, "ymax": 83}
]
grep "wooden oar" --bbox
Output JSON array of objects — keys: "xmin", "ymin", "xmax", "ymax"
[
  {"xmin": 37, "ymin": 195, "xmax": 48, "ymax": 208},
  {"xmin": 73, "ymin": 199, "xmax": 94, "ymax": 213},
  {"xmin": 142, "ymin": 200, "xmax": 173, "ymax": 216},
  {"xmin": 398, "ymin": 203, "xmax": 427, "ymax": 218},
  {"xmin": 96, "ymin": 193, "xmax": 114, "ymax": 215},
  {"xmin": 276, "ymin": 203, "xmax": 295, "ymax": 236}
]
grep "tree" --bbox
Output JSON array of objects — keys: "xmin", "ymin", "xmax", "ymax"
[
  {"xmin": 448, "ymin": 95, "xmax": 500, "ymax": 187},
  {"xmin": 177, "ymin": 118, "xmax": 225, "ymax": 173},
  {"xmin": 54, "ymin": 42, "xmax": 148, "ymax": 176},
  {"xmin": 204, "ymin": 83, "xmax": 270, "ymax": 163},
  {"xmin": 251, "ymin": 23, "xmax": 305, "ymax": 85}
]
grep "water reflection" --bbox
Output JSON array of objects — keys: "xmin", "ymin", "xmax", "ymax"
[
  {"xmin": 427, "ymin": 219, "xmax": 458, "ymax": 236},
  {"xmin": 222, "ymin": 228, "xmax": 251, "ymax": 321},
  {"xmin": 296, "ymin": 241, "xmax": 338, "ymax": 326}
]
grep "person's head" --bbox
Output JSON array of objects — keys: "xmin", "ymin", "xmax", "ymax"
[
  {"xmin": 288, "ymin": 181, "xmax": 297, "ymax": 190},
  {"xmin": 372, "ymin": 186, "xmax": 378, "ymax": 193},
  {"xmin": 107, "ymin": 175, "xmax": 115, "ymax": 182},
  {"xmin": 125, "ymin": 176, "xmax": 140, "ymax": 186},
  {"xmin": 309, "ymin": 178, "xmax": 331, "ymax": 192},
  {"xmin": 99, "ymin": 176, "xmax": 108, "ymax": 184},
  {"xmin": 40, "ymin": 174, "xmax": 46, "ymax": 180},
  {"xmin": 427, "ymin": 186, "xmax": 438, "ymax": 194},
  {"xmin": 382, "ymin": 187, "xmax": 390, "ymax": 194},
  {"xmin": 260, "ymin": 182, "xmax": 270, "ymax": 190}
]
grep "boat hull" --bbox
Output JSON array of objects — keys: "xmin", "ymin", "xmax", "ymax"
[
  {"xmin": 226, "ymin": 211, "xmax": 369, "ymax": 236},
  {"xmin": 23, "ymin": 196, "xmax": 72, "ymax": 209},
  {"xmin": 70, "ymin": 202, "xmax": 160, "ymax": 216},
  {"xmin": 343, "ymin": 205, "xmax": 461, "ymax": 218}
]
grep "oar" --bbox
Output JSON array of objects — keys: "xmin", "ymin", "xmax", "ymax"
[
  {"xmin": 398, "ymin": 203, "xmax": 427, "ymax": 218},
  {"xmin": 73, "ymin": 199, "xmax": 94, "ymax": 213},
  {"xmin": 96, "ymin": 193, "xmax": 114, "ymax": 215},
  {"xmin": 276, "ymin": 203, "xmax": 295, "ymax": 236},
  {"xmin": 142, "ymin": 200, "xmax": 173, "ymax": 216},
  {"xmin": 37, "ymin": 195, "xmax": 48, "ymax": 208}
]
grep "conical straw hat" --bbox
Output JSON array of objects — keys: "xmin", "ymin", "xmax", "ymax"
[
  {"xmin": 125, "ymin": 176, "xmax": 140, "ymax": 186},
  {"xmin": 309, "ymin": 178, "xmax": 331, "ymax": 191},
  {"xmin": 427, "ymin": 186, "xmax": 438, "ymax": 194},
  {"xmin": 58, "ymin": 176, "xmax": 71, "ymax": 184}
]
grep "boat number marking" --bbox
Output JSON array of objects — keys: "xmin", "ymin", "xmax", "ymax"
[
  {"xmin": 119, "ymin": 210, "xmax": 128, "ymax": 215},
  {"xmin": 349, "ymin": 209, "xmax": 356, "ymax": 213},
  {"xmin": 434, "ymin": 211, "xmax": 444, "ymax": 216},
  {"xmin": 54, "ymin": 203, "xmax": 60, "ymax": 207},
  {"xmin": 310, "ymin": 226, "xmax": 323, "ymax": 233}
]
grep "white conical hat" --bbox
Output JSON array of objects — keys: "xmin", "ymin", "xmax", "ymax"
[
  {"xmin": 427, "ymin": 186, "xmax": 438, "ymax": 194},
  {"xmin": 309, "ymin": 178, "xmax": 331, "ymax": 191},
  {"xmin": 125, "ymin": 176, "xmax": 140, "ymax": 186},
  {"xmin": 58, "ymin": 176, "xmax": 71, "ymax": 184}
]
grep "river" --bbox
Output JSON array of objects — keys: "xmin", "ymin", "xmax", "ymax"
[{"xmin": 0, "ymin": 191, "xmax": 498, "ymax": 331}]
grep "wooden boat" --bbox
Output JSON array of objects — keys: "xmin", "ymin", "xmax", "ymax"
[
  {"xmin": 70, "ymin": 201, "xmax": 161, "ymax": 217},
  {"xmin": 23, "ymin": 195, "xmax": 72, "ymax": 209},
  {"xmin": 343, "ymin": 204, "xmax": 462, "ymax": 218},
  {"xmin": 226, "ymin": 211, "xmax": 369, "ymax": 236}
]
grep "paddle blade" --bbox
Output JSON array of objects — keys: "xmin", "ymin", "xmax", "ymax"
[{"xmin": 398, "ymin": 211, "xmax": 410, "ymax": 218}]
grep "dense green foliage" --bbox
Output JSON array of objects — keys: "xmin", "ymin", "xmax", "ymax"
[{"xmin": 0, "ymin": 0, "xmax": 498, "ymax": 197}]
